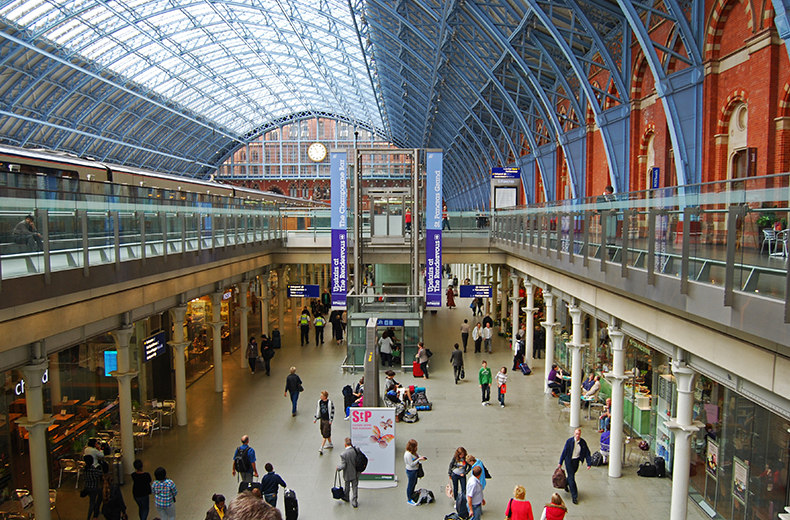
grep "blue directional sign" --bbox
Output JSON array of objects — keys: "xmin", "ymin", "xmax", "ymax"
[
  {"xmin": 377, "ymin": 319, "xmax": 404, "ymax": 327},
  {"xmin": 287, "ymin": 284, "xmax": 320, "ymax": 298},
  {"xmin": 459, "ymin": 285, "xmax": 493, "ymax": 298},
  {"xmin": 491, "ymin": 167, "xmax": 521, "ymax": 179}
]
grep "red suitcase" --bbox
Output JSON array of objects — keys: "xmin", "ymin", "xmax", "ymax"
[{"xmin": 413, "ymin": 361, "xmax": 424, "ymax": 377}]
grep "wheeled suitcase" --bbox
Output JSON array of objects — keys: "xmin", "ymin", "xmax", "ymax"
[
  {"xmin": 519, "ymin": 363, "xmax": 532, "ymax": 375},
  {"xmin": 283, "ymin": 488, "xmax": 298, "ymax": 520},
  {"xmin": 413, "ymin": 361, "xmax": 424, "ymax": 377}
]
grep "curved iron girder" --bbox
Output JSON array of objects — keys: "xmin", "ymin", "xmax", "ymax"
[
  {"xmin": 524, "ymin": 0, "xmax": 631, "ymax": 192},
  {"xmin": 463, "ymin": 1, "xmax": 585, "ymax": 199},
  {"xmin": 616, "ymin": 0, "xmax": 704, "ymax": 186},
  {"xmin": 448, "ymin": 32, "xmax": 553, "ymax": 191},
  {"xmin": 775, "ymin": 0, "xmax": 790, "ymax": 62},
  {"xmin": 434, "ymin": 118, "xmax": 491, "ymax": 191}
]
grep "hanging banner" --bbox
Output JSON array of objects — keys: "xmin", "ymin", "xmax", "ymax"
[
  {"xmin": 425, "ymin": 152, "xmax": 443, "ymax": 307},
  {"xmin": 349, "ymin": 407, "xmax": 396, "ymax": 480},
  {"xmin": 331, "ymin": 151, "xmax": 348, "ymax": 308}
]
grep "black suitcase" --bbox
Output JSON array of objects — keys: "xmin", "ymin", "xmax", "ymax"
[
  {"xmin": 654, "ymin": 456, "xmax": 666, "ymax": 478},
  {"xmin": 284, "ymin": 488, "xmax": 298, "ymax": 520}
]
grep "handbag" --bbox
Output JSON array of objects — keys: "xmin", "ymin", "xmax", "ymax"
[
  {"xmin": 298, "ymin": 384, "xmax": 304, "ymax": 392},
  {"xmin": 331, "ymin": 470, "xmax": 346, "ymax": 500},
  {"xmin": 504, "ymin": 498, "xmax": 513, "ymax": 519},
  {"xmin": 552, "ymin": 466, "xmax": 567, "ymax": 489},
  {"xmin": 460, "ymin": 367, "xmax": 465, "ymax": 380},
  {"xmin": 445, "ymin": 480, "xmax": 454, "ymax": 499},
  {"xmin": 416, "ymin": 463, "xmax": 425, "ymax": 479},
  {"xmin": 500, "ymin": 384, "xmax": 507, "ymax": 394}
]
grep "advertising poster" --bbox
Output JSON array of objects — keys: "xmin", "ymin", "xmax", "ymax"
[
  {"xmin": 706, "ymin": 440, "xmax": 719, "ymax": 479},
  {"xmin": 425, "ymin": 152, "xmax": 443, "ymax": 307},
  {"xmin": 732, "ymin": 457, "xmax": 748, "ymax": 505},
  {"xmin": 349, "ymin": 407, "xmax": 396, "ymax": 480},
  {"xmin": 330, "ymin": 152, "xmax": 348, "ymax": 308}
]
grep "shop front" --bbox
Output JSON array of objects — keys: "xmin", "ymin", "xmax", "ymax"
[{"xmin": 689, "ymin": 375, "xmax": 790, "ymax": 520}]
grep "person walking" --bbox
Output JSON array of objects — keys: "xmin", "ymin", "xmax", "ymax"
[
  {"xmin": 298, "ymin": 308, "xmax": 311, "ymax": 346},
  {"xmin": 379, "ymin": 331, "xmax": 393, "ymax": 367},
  {"xmin": 442, "ymin": 204, "xmax": 451, "ymax": 230},
  {"xmin": 321, "ymin": 289, "xmax": 331, "ymax": 313},
  {"xmin": 558, "ymin": 428, "xmax": 592, "ymax": 504},
  {"xmin": 260, "ymin": 463, "xmax": 287, "ymax": 508},
  {"xmin": 450, "ymin": 343, "xmax": 464, "ymax": 384},
  {"xmin": 405, "ymin": 207, "xmax": 412, "ymax": 233},
  {"xmin": 539, "ymin": 493, "xmax": 567, "ymax": 520},
  {"xmin": 100, "ymin": 471, "xmax": 127, "ymax": 520},
  {"xmin": 284, "ymin": 367, "xmax": 303, "ymax": 417},
  {"xmin": 246, "ymin": 336, "xmax": 258, "ymax": 374},
  {"xmin": 131, "ymin": 459, "xmax": 152, "ymax": 520},
  {"xmin": 482, "ymin": 323, "xmax": 493, "ymax": 353},
  {"xmin": 82, "ymin": 455, "xmax": 102, "ymax": 520},
  {"xmin": 446, "ymin": 285, "xmax": 456, "ymax": 308},
  {"xmin": 314, "ymin": 313, "xmax": 326, "ymax": 345},
  {"xmin": 465, "ymin": 454, "xmax": 487, "ymax": 489},
  {"xmin": 447, "ymin": 447, "xmax": 469, "ymax": 502},
  {"xmin": 466, "ymin": 465, "xmax": 484, "ymax": 520},
  {"xmin": 415, "ymin": 342, "xmax": 430, "ymax": 379},
  {"xmin": 496, "ymin": 367, "xmax": 508, "ymax": 407},
  {"xmin": 151, "ymin": 467, "xmax": 177, "ymax": 520},
  {"xmin": 482, "ymin": 313, "xmax": 493, "ymax": 329},
  {"xmin": 260, "ymin": 334, "xmax": 273, "ymax": 376},
  {"xmin": 479, "ymin": 360, "xmax": 492, "ymax": 405},
  {"xmin": 314, "ymin": 390, "xmax": 335, "ymax": 455},
  {"xmin": 460, "ymin": 319, "xmax": 470, "ymax": 352},
  {"xmin": 404, "ymin": 439, "xmax": 426, "ymax": 505},
  {"xmin": 505, "ymin": 485, "xmax": 534, "ymax": 520},
  {"xmin": 204, "ymin": 494, "xmax": 226, "ymax": 520},
  {"xmin": 232, "ymin": 435, "xmax": 258, "ymax": 483},
  {"xmin": 472, "ymin": 322, "xmax": 483, "ymax": 353},
  {"xmin": 336, "ymin": 437, "xmax": 359, "ymax": 508}
]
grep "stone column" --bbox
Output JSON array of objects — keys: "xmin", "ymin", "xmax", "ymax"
[
  {"xmin": 606, "ymin": 327, "xmax": 627, "ymax": 478},
  {"xmin": 238, "ymin": 281, "xmax": 250, "ymax": 369},
  {"xmin": 523, "ymin": 280, "xmax": 534, "ymax": 361},
  {"xmin": 48, "ymin": 352, "xmax": 61, "ymax": 404},
  {"xmin": 258, "ymin": 276, "xmax": 270, "ymax": 337},
  {"xmin": 277, "ymin": 268, "xmax": 286, "ymax": 336},
  {"xmin": 111, "ymin": 327, "xmax": 138, "ymax": 475},
  {"xmin": 168, "ymin": 306, "xmax": 189, "ymax": 425},
  {"xmin": 18, "ymin": 355, "xmax": 53, "ymax": 520},
  {"xmin": 541, "ymin": 292, "xmax": 559, "ymax": 393},
  {"xmin": 668, "ymin": 356, "xmax": 701, "ymax": 520},
  {"xmin": 509, "ymin": 273, "xmax": 520, "ymax": 353},
  {"xmin": 209, "ymin": 292, "xmax": 224, "ymax": 393},
  {"xmin": 491, "ymin": 265, "xmax": 499, "ymax": 321},
  {"xmin": 499, "ymin": 266, "xmax": 507, "ymax": 334},
  {"xmin": 567, "ymin": 305, "xmax": 586, "ymax": 428}
]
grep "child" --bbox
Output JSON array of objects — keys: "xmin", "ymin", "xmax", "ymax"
[{"xmin": 496, "ymin": 367, "xmax": 508, "ymax": 407}]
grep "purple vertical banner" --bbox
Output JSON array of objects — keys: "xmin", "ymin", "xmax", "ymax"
[
  {"xmin": 425, "ymin": 152, "xmax": 443, "ymax": 307},
  {"xmin": 331, "ymin": 152, "xmax": 348, "ymax": 307}
]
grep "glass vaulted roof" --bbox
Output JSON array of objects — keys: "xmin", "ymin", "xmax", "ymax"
[{"xmin": 0, "ymin": 0, "xmax": 382, "ymax": 135}]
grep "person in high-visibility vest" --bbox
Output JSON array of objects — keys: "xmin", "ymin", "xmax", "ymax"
[
  {"xmin": 314, "ymin": 314, "xmax": 326, "ymax": 345},
  {"xmin": 299, "ymin": 308, "xmax": 311, "ymax": 346}
]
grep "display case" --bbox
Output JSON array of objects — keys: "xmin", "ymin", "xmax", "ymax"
[{"xmin": 655, "ymin": 374, "xmax": 676, "ymax": 472}]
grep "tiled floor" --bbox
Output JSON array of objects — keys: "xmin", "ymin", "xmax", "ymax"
[{"xmin": 56, "ymin": 283, "xmax": 708, "ymax": 520}]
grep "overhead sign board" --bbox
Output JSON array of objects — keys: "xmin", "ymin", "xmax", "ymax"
[
  {"xmin": 491, "ymin": 167, "xmax": 522, "ymax": 179},
  {"xmin": 287, "ymin": 284, "xmax": 320, "ymax": 298},
  {"xmin": 377, "ymin": 319, "xmax": 404, "ymax": 327},
  {"xmin": 459, "ymin": 285, "xmax": 493, "ymax": 298},
  {"xmin": 143, "ymin": 331, "xmax": 167, "ymax": 363}
]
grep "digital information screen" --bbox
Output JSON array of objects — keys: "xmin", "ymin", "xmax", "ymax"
[
  {"xmin": 104, "ymin": 350, "xmax": 117, "ymax": 377},
  {"xmin": 459, "ymin": 285, "xmax": 493, "ymax": 298},
  {"xmin": 143, "ymin": 331, "xmax": 167, "ymax": 363},
  {"xmin": 494, "ymin": 186, "xmax": 517, "ymax": 209},
  {"xmin": 287, "ymin": 285, "xmax": 320, "ymax": 298}
]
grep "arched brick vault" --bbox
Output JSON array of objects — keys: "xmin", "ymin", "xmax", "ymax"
[
  {"xmin": 640, "ymin": 125, "xmax": 657, "ymax": 156},
  {"xmin": 631, "ymin": 55, "xmax": 649, "ymax": 98},
  {"xmin": 779, "ymin": 82, "xmax": 790, "ymax": 117},
  {"xmin": 706, "ymin": 0, "xmax": 756, "ymax": 59},
  {"xmin": 717, "ymin": 91, "xmax": 750, "ymax": 135}
]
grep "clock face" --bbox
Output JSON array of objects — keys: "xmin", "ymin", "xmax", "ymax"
[{"xmin": 307, "ymin": 142, "xmax": 327, "ymax": 162}]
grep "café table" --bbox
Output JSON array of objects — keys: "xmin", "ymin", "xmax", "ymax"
[{"xmin": 53, "ymin": 413, "xmax": 75, "ymax": 422}]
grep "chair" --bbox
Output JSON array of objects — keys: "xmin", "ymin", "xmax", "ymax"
[
  {"xmin": 557, "ymin": 400, "xmax": 571, "ymax": 422},
  {"xmin": 761, "ymin": 229, "xmax": 777, "ymax": 254},
  {"xmin": 161, "ymin": 400, "xmax": 176, "ymax": 430},
  {"xmin": 50, "ymin": 489, "xmax": 61, "ymax": 520},
  {"xmin": 133, "ymin": 419, "xmax": 152, "ymax": 451},
  {"xmin": 57, "ymin": 458, "xmax": 83, "ymax": 489},
  {"xmin": 774, "ymin": 230, "xmax": 789, "ymax": 257}
]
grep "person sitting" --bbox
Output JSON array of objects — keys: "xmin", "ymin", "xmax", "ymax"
[
  {"xmin": 600, "ymin": 430, "xmax": 611, "ymax": 464},
  {"xmin": 13, "ymin": 214, "xmax": 43, "ymax": 251},
  {"xmin": 582, "ymin": 373, "xmax": 596, "ymax": 392},
  {"xmin": 584, "ymin": 375, "xmax": 601, "ymax": 400},
  {"xmin": 384, "ymin": 370, "xmax": 412, "ymax": 404},
  {"xmin": 598, "ymin": 398, "xmax": 612, "ymax": 432},
  {"xmin": 547, "ymin": 364, "xmax": 565, "ymax": 396}
]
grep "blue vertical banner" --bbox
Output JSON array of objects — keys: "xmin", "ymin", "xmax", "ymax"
[
  {"xmin": 425, "ymin": 152, "xmax": 443, "ymax": 307},
  {"xmin": 331, "ymin": 152, "xmax": 348, "ymax": 307}
]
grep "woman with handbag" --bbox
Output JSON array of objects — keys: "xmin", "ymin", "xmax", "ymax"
[
  {"xmin": 404, "ymin": 439, "xmax": 426, "ymax": 505},
  {"xmin": 447, "ymin": 447, "xmax": 470, "ymax": 501},
  {"xmin": 504, "ymin": 485, "xmax": 534, "ymax": 520},
  {"xmin": 100, "ymin": 471, "xmax": 127, "ymax": 520}
]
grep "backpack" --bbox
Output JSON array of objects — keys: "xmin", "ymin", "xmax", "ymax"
[
  {"xmin": 402, "ymin": 409, "xmax": 419, "ymax": 423},
  {"xmin": 353, "ymin": 447, "xmax": 368, "ymax": 473},
  {"xmin": 234, "ymin": 445, "xmax": 252, "ymax": 473},
  {"xmin": 426, "ymin": 348, "xmax": 433, "ymax": 358},
  {"xmin": 590, "ymin": 451, "xmax": 604, "ymax": 467},
  {"xmin": 341, "ymin": 385, "xmax": 353, "ymax": 397}
]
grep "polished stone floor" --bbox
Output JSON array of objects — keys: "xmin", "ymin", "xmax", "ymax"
[{"xmin": 55, "ymin": 285, "xmax": 708, "ymax": 520}]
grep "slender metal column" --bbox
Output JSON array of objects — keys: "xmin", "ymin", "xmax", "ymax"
[
  {"xmin": 541, "ymin": 292, "xmax": 558, "ymax": 393},
  {"xmin": 509, "ymin": 273, "xmax": 519, "ymax": 354},
  {"xmin": 606, "ymin": 327, "xmax": 626, "ymax": 478},
  {"xmin": 238, "ymin": 281, "xmax": 250, "ymax": 369},
  {"xmin": 168, "ymin": 306, "xmax": 189, "ymax": 425},
  {"xmin": 524, "ymin": 280, "xmax": 534, "ymax": 361},
  {"xmin": 668, "ymin": 355, "xmax": 701, "ymax": 520},
  {"xmin": 567, "ymin": 306, "xmax": 587, "ymax": 428},
  {"xmin": 209, "ymin": 291, "xmax": 225, "ymax": 393},
  {"xmin": 19, "ymin": 354, "xmax": 53, "ymax": 520},
  {"xmin": 111, "ymin": 327, "xmax": 137, "ymax": 475}
]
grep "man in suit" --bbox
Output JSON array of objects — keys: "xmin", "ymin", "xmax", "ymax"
[
  {"xmin": 558, "ymin": 428, "xmax": 592, "ymax": 504},
  {"xmin": 450, "ymin": 343, "xmax": 464, "ymax": 384},
  {"xmin": 336, "ymin": 437, "xmax": 359, "ymax": 507}
]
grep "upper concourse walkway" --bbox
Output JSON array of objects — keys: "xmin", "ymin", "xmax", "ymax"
[{"xmin": 2, "ymin": 175, "xmax": 789, "ymax": 419}]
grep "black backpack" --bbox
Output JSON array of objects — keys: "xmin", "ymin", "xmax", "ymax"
[
  {"xmin": 353, "ymin": 447, "xmax": 368, "ymax": 473},
  {"xmin": 426, "ymin": 348, "xmax": 433, "ymax": 358},
  {"xmin": 234, "ymin": 445, "xmax": 252, "ymax": 473},
  {"xmin": 590, "ymin": 451, "xmax": 604, "ymax": 467}
]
